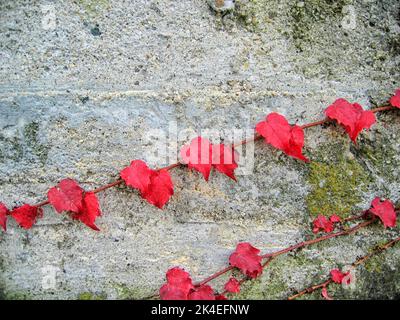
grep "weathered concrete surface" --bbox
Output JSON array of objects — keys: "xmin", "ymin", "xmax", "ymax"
[{"xmin": 0, "ymin": 0, "xmax": 399, "ymax": 299}]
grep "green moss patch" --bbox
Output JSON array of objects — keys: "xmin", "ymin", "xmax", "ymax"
[{"xmin": 306, "ymin": 159, "xmax": 371, "ymax": 218}]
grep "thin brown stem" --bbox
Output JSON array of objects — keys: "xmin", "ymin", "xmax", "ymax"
[
  {"xmin": 29, "ymin": 104, "xmax": 395, "ymax": 210},
  {"xmin": 196, "ymin": 217, "xmax": 376, "ymax": 289},
  {"xmin": 288, "ymin": 236, "xmax": 400, "ymax": 300}
]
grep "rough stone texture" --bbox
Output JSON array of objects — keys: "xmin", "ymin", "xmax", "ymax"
[{"xmin": 0, "ymin": 0, "xmax": 399, "ymax": 300}]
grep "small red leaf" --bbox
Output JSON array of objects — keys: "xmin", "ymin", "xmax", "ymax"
[
  {"xmin": 10, "ymin": 204, "xmax": 43, "ymax": 229},
  {"xmin": 72, "ymin": 192, "xmax": 101, "ymax": 231},
  {"xmin": 325, "ymin": 99, "xmax": 376, "ymax": 143},
  {"xmin": 120, "ymin": 160, "xmax": 152, "ymax": 194},
  {"xmin": 369, "ymin": 197, "xmax": 397, "ymax": 228},
  {"xmin": 215, "ymin": 294, "xmax": 227, "ymax": 300},
  {"xmin": 321, "ymin": 287, "xmax": 333, "ymax": 300},
  {"xmin": 330, "ymin": 269, "xmax": 350, "ymax": 284},
  {"xmin": 224, "ymin": 277, "xmax": 240, "ymax": 293},
  {"xmin": 0, "ymin": 202, "xmax": 8, "ymax": 232},
  {"xmin": 160, "ymin": 267, "xmax": 194, "ymax": 300},
  {"xmin": 180, "ymin": 137, "xmax": 213, "ymax": 181},
  {"xmin": 47, "ymin": 178, "xmax": 84, "ymax": 213},
  {"xmin": 211, "ymin": 144, "xmax": 239, "ymax": 181},
  {"xmin": 255, "ymin": 113, "xmax": 309, "ymax": 162},
  {"xmin": 188, "ymin": 285, "xmax": 216, "ymax": 300},
  {"xmin": 142, "ymin": 170, "xmax": 174, "ymax": 209},
  {"xmin": 389, "ymin": 89, "xmax": 400, "ymax": 108},
  {"xmin": 312, "ymin": 215, "xmax": 334, "ymax": 234},
  {"xmin": 229, "ymin": 242, "xmax": 263, "ymax": 278},
  {"xmin": 329, "ymin": 214, "xmax": 341, "ymax": 223}
]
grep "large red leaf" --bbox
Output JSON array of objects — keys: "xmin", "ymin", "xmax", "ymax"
[
  {"xmin": 72, "ymin": 192, "xmax": 101, "ymax": 231},
  {"xmin": 48, "ymin": 179, "xmax": 102, "ymax": 230},
  {"xmin": 180, "ymin": 137, "xmax": 213, "ymax": 181},
  {"xmin": 369, "ymin": 197, "xmax": 397, "ymax": 228},
  {"xmin": 0, "ymin": 202, "xmax": 8, "ymax": 231},
  {"xmin": 121, "ymin": 160, "xmax": 174, "ymax": 209},
  {"xmin": 48, "ymin": 178, "xmax": 84, "ymax": 213},
  {"xmin": 142, "ymin": 170, "xmax": 174, "ymax": 209},
  {"xmin": 120, "ymin": 160, "xmax": 152, "ymax": 194},
  {"xmin": 10, "ymin": 204, "xmax": 43, "ymax": 229},
  {"xmin": 255, "ymin": 113, "xmax": 309, "ymax": 162},
  {"xmin": 180, "ymin": 137, "xmax": 239, "ymax": 181},
  {"xmin": 325, "ymin": 99, "xmax": 376, "ymax": 143},
  {"xmin": 390, "ymin": 89, "xmax": 400, "ymax": 108},
  {"xmin": 229, "ymin": 242, "xmax": 263, "ymax": 278},
  {"xmin": 159, "ymin": 267, "xmax": 194, "ymax": 300}
]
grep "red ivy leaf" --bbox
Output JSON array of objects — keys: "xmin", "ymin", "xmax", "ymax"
[
  {"xmin": 180, "ymin": 137, "xmax": 238, "ymax": 181},
  {"xmin": 120, "ymin": 160, "xmax": 153, "ymax": 194},
  {"xmin": 47, "ymin": 178, "xmax": 84, "ymax": 213},
  {"xmin": 329, "ymin": 214, "xmax": 341, "ymax": 223},
  {"xmin": 369, "ymin": 197, "xmax": 397, "ymax": 228},
  {"xmin": 224, "ymin": 277, "xmax": 240, "ymax": 293},
  {"xmin": 142, "ymin": 170, "xmax": 174, "ymax": 209},
  {"xmin": 255, "ymin": 113, "xmax": 309, "ymax": 162},
  {"xmin": 229, "ymin": 242, "xmax": 263, "ymax": 278},
  {"xmin": 188, "ymin": 285, "xmax": 216, "ymax": 300},
  {"xmin": 10, "ymin": 204, "xmax": 43, "ymax": 229},
  {"xmin": 72, "ymin": 192, "xmax": 101, "ymax": 231},
  {"xmin": 389, "ymin": 89, "xmax": 400, "ymax": 108},
  {"xmin": 180, "ymin": 137, "xmax": 213, "ymax": 181},
  {"xmin": 321, "ymin": 287, "xmax": 333, "ymax": 300},
  {"xmin": 212, "ymin": 144, "xmax": 239, "ymax": 181},
  {"xmin": 121, "ymin": 160, "xmax": 174, "ymax": 209},
  {"xmin": 313, "ymin": 215, "xmax": 334, "ymax": 234},
  {"xmin": 48, "ymin": 179, "xmax": 102, "ymax": 230},
  {"xmin": 0, "ymin": 202, "xmax": 8, "ymax": 231},
  {"xmin": 330, "ymin": 269, "xmax": 351, "ymax": 284},
  {"xmin": 160, "ymin": 267, "xmax": 194, "ymax": 300},
  {"xmin": 325, "ymin": 99, "xmax": 376, "ymax": 143}
]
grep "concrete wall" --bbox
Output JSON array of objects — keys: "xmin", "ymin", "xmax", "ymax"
[{"xmin": 0, "ymin": 0, "xmax": 399, "ymax": 299}]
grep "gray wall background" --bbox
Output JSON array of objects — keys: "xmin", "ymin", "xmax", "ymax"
[{"xmin": 0, "ymin": 0, "xmax": 399, "ymax": 299}]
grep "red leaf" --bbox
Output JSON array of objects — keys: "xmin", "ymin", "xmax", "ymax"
[
  {"xmin": 321, "ymin": 287, "xmax": 333, "ymax": 300},
  {"xmin": 255, "ymin": 113, "xmax": 309, "ymax": 162},
  {"xmin": 180, "ymin": 137, "xmax": 213, "ymax": 181},
  {"xmin": 211, "ymin": 144, "xmax": 239, "ymax": 181},
  {"xmin": 120, "ymin": 160, "xmax": 153, "ymax": 194},
  {"xmin": 121, "ymin": 160, "xmax": 174, "ymax": 209},
  {"xmin": 180, "ymin": 137, "xmax": 239, "ymax": 181},
  {"xmin": 389, "ymin": 89, "xmax": 400, "ymax": 108},
  {"xmin": 329, "ymin": 214, "xmax": 341, "ymax": 223},
  {"xmin": 188, "ymin": 285, "xmax": 216, "ymax": 300},
  {"xmin": 142, "ymin": 170, "xmax": 174, "ymax": 209},
  {"xmin": 10, "ymin": 204, "xmax": 43, "ymax": 229},
  {"xmin": 224, "ymin": 277, "xmax": 241, "ymax": 293},
  {"xmin": 312, "ymin": 215, "xmax": 334, "ymax": 234},
  {"xmin": 369, "ymin": 197, "xmax": 397, "ymax": 228},
  {"xmin": 160, "ymin": 267, "xmax": 194, "ymax": 300},
  {"xmin": 72, "ymin": 192, "xmax": 101, "ymax": 231},
  {"xmin": 215, "ymin": 294, "xmax": 227, "ymax": 300},
  {"xmin": 325, "ymin": 99, "xmax": 376, "ymax": 143},
  {"xmin": 229, "ymin": 242, "xmax": 263, "ymax": 278},
  {"xmin": 47, "ymin": 178, "xmax": 84, "ymax": 213},
  {"xmin": 47, "ymin": 179, "xmax": 102, "ymax": 230},
  {"xmin": 0, "ymin": 202, "xmax": 8, "ymax": 232},
  {"xmin": 330, "ymin": 269, "xmax": 350, "ymax": 284}
]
